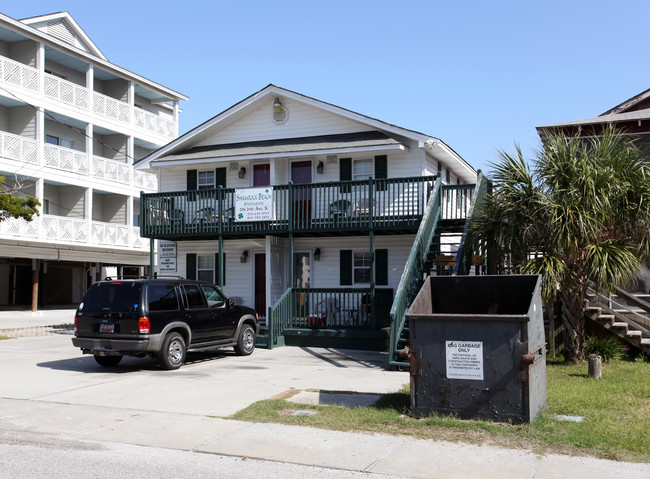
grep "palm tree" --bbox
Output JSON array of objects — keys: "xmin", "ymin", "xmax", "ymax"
[{"xmin": 473, "ymin": 127, "xmax": 650, "ymax": 362}]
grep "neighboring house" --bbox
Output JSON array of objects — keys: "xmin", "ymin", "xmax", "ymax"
[
  {"xmin": 137, "ymin": 84, "xmax": 479, "ymax": 350},
  {"xmin": 0, "ymin": 11, "xmax": 187, "ymax": 308},
  {"xmin": 536, "ymin": 88, "xmax": 650, "ymax": 152}
]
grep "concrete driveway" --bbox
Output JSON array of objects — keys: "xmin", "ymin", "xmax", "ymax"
[{"xmin": 1, "ymin": 317, "xmax": 649, "ymax": 478}]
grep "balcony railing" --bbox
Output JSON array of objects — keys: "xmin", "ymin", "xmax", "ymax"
[
  {"xmin": 0, "ymin": 55, "xmax": 176, "ymax": 140},
  {"xmin": 266, "ymin": 287, "xmax": 373, "ymax": 348},
  {"xmin": 0, "ymin": 214, "xmax": 147, "ymax": 251},
  {"xmin": 141, "ymin": 176, "xmax": 442, "ymax": 238},
  {"xmin": 0, "ymin": 131, "xmax": 157, "ymax": 190}
]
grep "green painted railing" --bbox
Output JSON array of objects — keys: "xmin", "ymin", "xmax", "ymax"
[
  {"xmin": 266, "ymin": 288, "xmax": 293, "ymax": 349},
  {"xmin": 140, "ymin": 176, "xmax": 436, "ymax": 238},
  {"xmin": 389, "ymin": 177, "xmax": 443, "ymax": 366},
  {"xmin": 453, "ymin": 171, "xmax": 489, "ymax": 275},
  {"xmin": 441, "ymin": 183, "xmax": 476, "ymax": 220},
  {"xmin": 291, "ymin": 288, "xmax": 373, "ymax": 328}
]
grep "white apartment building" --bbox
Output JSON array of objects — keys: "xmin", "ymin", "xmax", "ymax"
[{"xmin": 0, "ymin": 11, "xmax": 187, "ymax": 308}]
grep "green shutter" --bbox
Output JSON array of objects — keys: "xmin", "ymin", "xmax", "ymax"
[
  {"xmin": 215, "ymin": 252, "xmax": 226, "ymax": 286},
  {"xmin": 215, "ymin": 167, "xmax": 227, "ymax": 188},
  {"xmin": 187, "ymin": 169, "xmax": 197, "ymax": 191},
  {"xmin": 340, "ymin": 158, "xmax": 352, "ymax": 193},
  {"xmin": 376, "ymin": 249, "xmax": 388, "ymax": 285},
  {"xmin": 340, "ymin": 250, "xmax": 352, "ymax": 285},
  {"xmin": 375, "ymin": 155, "xmax": 387, "ymax": 191},
  {"xmin": 186, "ymin": 253, "xmax": 196, "ymax": 280}
]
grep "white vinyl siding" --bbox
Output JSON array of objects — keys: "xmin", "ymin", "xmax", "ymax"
[{"xmin": 195, "ymin": 99, "xmax": 374, "ymax": 147}]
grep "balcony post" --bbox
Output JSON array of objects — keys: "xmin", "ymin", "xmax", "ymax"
[
  {"xmin": 149, "ymin": 238, "xmax": 155, "ymax": 276},
  {"xmin": 36, "ymin": 43, "xmax": 44, "ymax": 96},
  {"xmin": 86, "ymin": 64, "xmax": 94, "ymax": 112},
  {"xmin": 288, "ymin": 181, "xmax": 294, "ymax": 291},
  {"xmin": 369, "ymin": 177, "xmax": 375, "ymax": 328}
]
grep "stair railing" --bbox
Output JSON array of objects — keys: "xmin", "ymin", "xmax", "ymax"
[
  {"xmin": 452, "ymin": 171, "xmax": 488, "ymax": 275},
  {"xmin": 266, "ymin": 288, "xmax": 293, "ymax": 349},
  {"xmin": 389, "ymin": 176, "xmax": 442, "ymax": 366},
  {"xmin": 588, "ymin": 287, "xmax": 650, "ymax": 338}
]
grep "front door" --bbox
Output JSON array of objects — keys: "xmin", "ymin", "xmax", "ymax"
[
  {"xmin": 254, "ymin": 253, "xmax": 266, "ymax": 318},
  {"xmin": 293, "ymin": 252, "xmax": 311, "ymax": 319},
  {"xmin": 291, "ymin": 160, "xmax": 312, "ymax": 222},
  {"xmin": 253, "ymin": 164, "xmax": 270, "ymax": 187}
]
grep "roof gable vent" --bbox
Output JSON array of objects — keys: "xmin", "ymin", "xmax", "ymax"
[{"xmin": 47, "ymin": 19, "xmax": 76, "ymax": 45}]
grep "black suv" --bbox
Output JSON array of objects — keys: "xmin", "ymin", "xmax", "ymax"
[{"xmin": 72, "ymin": 277, "xmax": 259, "ymax": 370}]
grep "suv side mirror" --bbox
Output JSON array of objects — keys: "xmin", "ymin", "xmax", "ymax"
[{"xmin": 227, "ymin": 298, "xmax": 235, "ymax": 309}]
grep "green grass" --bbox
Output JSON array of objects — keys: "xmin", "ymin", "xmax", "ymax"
[{"xmin": 231, "ymin": 360, "xmax": 650, "ymax": 463}]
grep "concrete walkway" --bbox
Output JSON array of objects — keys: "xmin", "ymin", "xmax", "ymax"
[{"xmin": 0, "ymin": 311, "xmax": 648, "ymax": 478}]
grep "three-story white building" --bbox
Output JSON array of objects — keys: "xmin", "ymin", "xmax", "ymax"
[{"xmin": 0, "ymin": 11, "xmax": 187, "ymax": 308}]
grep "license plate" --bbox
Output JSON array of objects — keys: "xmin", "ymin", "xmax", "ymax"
[{"xmin": 100, "ymin": 323, "xmax": 114, "ymax": 333}]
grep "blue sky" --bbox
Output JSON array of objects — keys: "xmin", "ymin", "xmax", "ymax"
[{"xmin": 4, "ymin": 1, "xmax": 649, "ymax": 173}]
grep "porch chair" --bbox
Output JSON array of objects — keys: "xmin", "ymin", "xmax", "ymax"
[{"xmin": 329, "ymin": 199, "xmax": 352, "ymax": 221}]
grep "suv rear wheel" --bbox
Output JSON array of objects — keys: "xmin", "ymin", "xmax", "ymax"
[
  {"xmin": 94, "ymin": 354, "xmax": 122, "ymax": 367},
  {"xmin": 234, "ymin": 324, "xmax": 256, "ymax": 356},
  {"xmin": 158, "ymin": 332, "xmax": 186, "ymax": 370}
]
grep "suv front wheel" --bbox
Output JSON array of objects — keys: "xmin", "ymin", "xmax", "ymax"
[
  {"xmin": 234, "ymin": 324, "xmax": 256, "ymax": 356},
  {"xmin": 158, "ymin": 332, "xmax": 186, "ymax": 370}
]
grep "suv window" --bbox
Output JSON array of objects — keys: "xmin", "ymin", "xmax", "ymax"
[
  {"xmin": 183, "ymin": 284, "xmax": 206, "ymax": 309},
  {"xmin": 201, "ymin": 284, "xmax": 225, "ymax": 307},
  {"xmin": 148, "ymin": 283, "xmax": 179, "ymax": 311},
  {"xmin": 81, "ymin": 282, "xmax": 141, "ymax": 312}
]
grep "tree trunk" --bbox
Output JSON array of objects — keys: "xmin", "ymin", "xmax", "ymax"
[{"xmin": 558, "ymin": 286, "xmax": 586, "ymax": 363}]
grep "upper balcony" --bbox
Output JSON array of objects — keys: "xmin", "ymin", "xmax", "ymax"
[
  {"xmin": 0, "ymin": 130, "xmax": 157, "ymax": 191},
  {"xmin": 140, "ymin": 177, "xmax": 476, "ymax": 240},
  {"xmin": 0, "ymin": 54, "xmax": 176, "ymax": 142},
  {"xmin": 0, "ymin": 214, "xmax": 148, "ymax": 252}
]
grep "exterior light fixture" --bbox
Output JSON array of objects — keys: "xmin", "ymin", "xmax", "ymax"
[
  {"xmin": 314, "ymin": 248, "xmax": 321, "ymax": 261},
  {"xmin": 316, "ymin": 161, "xmax": 324, "ymax": 174},
  {"xmin": 240, "ymin": 251, "xmax": 248, "ymax": 263},
  {"xmin": 273, "ymin": 98, "xmax": 283, "ymax": 112},
  {"xmin": 238, "ymin": 167, "xmax": 246, "ymax": 178}
]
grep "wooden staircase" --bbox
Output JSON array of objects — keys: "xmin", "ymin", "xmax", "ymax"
[{"xmin": 584, "ymin": 288, "xmax": 650, "ymax": 355}]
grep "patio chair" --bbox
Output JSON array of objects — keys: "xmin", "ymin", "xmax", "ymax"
[
  {"xmin": 169, "ymin": 209, "xmax": 185, "ymax": 230},
  {"xmin": 329, "ymin": 199, "xmax": 351, "ymax": 220},
  {"xmin": 193, "ymin": 207, "xmax": 216, "ymax": 225}
]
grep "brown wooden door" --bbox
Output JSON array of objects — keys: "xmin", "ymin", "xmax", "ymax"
[
  {"xmin": 254, "ymin": 253, "xmax": 266, "ymax": 317},
  {"xmin": 291, "ymin": 161, "xmax": 312, "ymax": 222},
  {"xmin": 253, "ymin": 164, "xmax": 270, "ymax": 186}
]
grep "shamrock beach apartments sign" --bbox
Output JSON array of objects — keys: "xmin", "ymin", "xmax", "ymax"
[{"xmin": 235, "ymin": 187, "xmax": 273, "ymax": 222}]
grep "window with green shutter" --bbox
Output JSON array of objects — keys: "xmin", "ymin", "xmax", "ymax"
[
  {"xmin": 340, "ymin": 158, "xmax": 352, "ymax": 193},
  {"xmin": 340, "ymin": 250, "xmax": 352, "ymax": 285},
  {"xmin": 187, "ymin": 170, "xmax": 197, "ymax": 191},
  {"xmin": 186, "ymin": 253, "xmax": 196, "ymax": 280}
]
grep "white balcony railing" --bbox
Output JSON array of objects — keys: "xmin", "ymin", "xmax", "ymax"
[
  {"xmin": 0, "ymin": 132, "xmax": 39, "ymax": 164},
  {"xmin": 0, "ymin": 56, "xmax": 38, "ymax": 92},
  {"xmin": 0, "ymin": 55, "xmax": 176, "ymax": 140},
  {"xmin": 1, "ymin": 131, "xmax": 157, "ymax": 191},
  {"xmin": 0, "ymin": 215, "xmax": 148, "ymax": 252}
]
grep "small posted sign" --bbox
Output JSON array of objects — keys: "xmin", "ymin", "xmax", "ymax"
[
  {"xmin": 445, "ymin": 340, "xmax": 484, "ymax": 380},
  {"xmin": 235, "ymin": 187, "xmax": 273, "ymax": 222}
]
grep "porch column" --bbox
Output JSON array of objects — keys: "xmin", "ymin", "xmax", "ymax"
[
  {"xmin": 36, "ymin": 43, "xmax": 44, "ymax": 95},
  {"xmin": 86, "ymin": 64, "xmax": 94, "ymax": 112},
  {"xmin": 173, "ymin": 100, "xmax": 180, "ymax": 137},
  {"xmin": 31, "ymin": 259, "xmax": 39, "ymax": 312},
  {"xmin": 369, "ymin": 178, "xmax": 376, "ymax": 328},
  {"xmin": 218, "ymin": 236, "xmax": 224, "ymax": 287},
  {"xmin": 149, "ymin": 238, "xmax": 155, "ymax": 276}
]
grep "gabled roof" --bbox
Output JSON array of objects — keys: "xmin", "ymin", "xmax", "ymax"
[
  {"xmin": 20, "ymin": 11, "xmax": 106, "ymax": 60},
  {"xmin": 139, "ymin": 84, "xmax": 476, "ymax": 179},
  {"xmin": 537, "ymin": 88, "xmax": 650, "ymax": 133}
]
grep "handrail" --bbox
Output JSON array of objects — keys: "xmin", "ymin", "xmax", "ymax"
[
  {"xmin": 266, "ymin": 288, "xmax": 293, "ymax": 349},
  {"xmin": 589, "ymin": 288, "xmax": 650, "ymax": 337},
  {"xmin": 453, "ymin": 171, "xmax": 487, "ymax": 275},
  {"xmin": 388, "ymin": 177, "xmax": 442, "ymax": 365}
]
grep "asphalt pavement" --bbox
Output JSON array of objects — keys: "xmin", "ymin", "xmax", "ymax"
[{"xmin": 0, "ymin": 308, "xmax": 648, "ymax": 479}]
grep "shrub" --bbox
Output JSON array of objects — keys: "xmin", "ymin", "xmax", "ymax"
[{"xmin": 584, "ymin": 336, "xmax": 623, "ymax": 362}]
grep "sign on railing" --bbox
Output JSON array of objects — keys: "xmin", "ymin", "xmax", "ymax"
[{"xmin": 235, "ymin": 187, "xmax": 274, "ymax": 221}]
